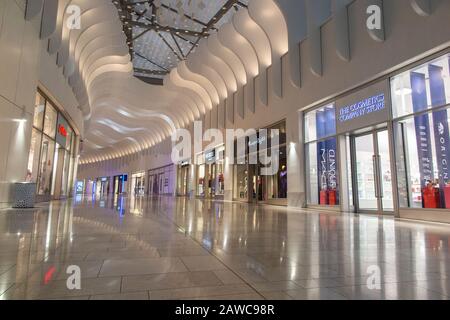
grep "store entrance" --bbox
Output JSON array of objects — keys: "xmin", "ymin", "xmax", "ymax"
[{"xmin": 352, "ymin": 128, "xmax": 394, "ymax": 214}]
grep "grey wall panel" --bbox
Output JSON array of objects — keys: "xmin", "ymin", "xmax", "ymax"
[
  {"xmin": 410, "ymin": 0, "xmax": 432, "ymax": 16},
  {"xmin": 25, "ymin": 0, "xmax": 43, "ymax": 20},
  {"xmin": 40, "ymin": 0, "xmax": 58, "ymax": 39}
]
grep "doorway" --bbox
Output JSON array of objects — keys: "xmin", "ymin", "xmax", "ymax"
[{"xmin": 352, "ymin": 128, "xmax": 394, "ymax": 214}]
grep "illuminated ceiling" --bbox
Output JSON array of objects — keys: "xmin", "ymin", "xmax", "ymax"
[
  {"xmin": 30, "ymin": 0, "xmax": 437, "ymax": 164},
  {"xmin": 30, "ymin": 0, "xmax": 297, "ymax": 163},
  {"xmin": 113, "ymin": 0, "xmax": 249, "ymax": 84}
]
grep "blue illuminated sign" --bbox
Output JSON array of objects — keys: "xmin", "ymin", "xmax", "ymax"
[{"xmin": 338, "ymin": 93, "xmax": 385, "ymax": 123}]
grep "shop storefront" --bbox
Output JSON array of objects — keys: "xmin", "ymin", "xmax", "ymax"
[
  {"xmin": 75, "ymin": 181, "xmax": 84, "ymax": 195},
  {"xmin": 113, "ymin": 174, "xmax": 127, "ymax": 195},
  {"xmin": 304, "ymin": 51, "xmax": 450, "ymax": 223},
  {"xmin": 195, "ymin": 145, "xmax": 225, "ymax": 199},
  {"xmin": 232, "ymin": 121, "xmax": 287, "ymax": 205},
  {"xmin": 148, "ymin": 164, "xmax": 175, "ymax": 195},
  {"xmin": 94, "ymin": 177, "xmax": 109, "ymax": 197},
  {"xmin": 391, "ymin": 53, "xmax": 450, "ymax": 221},
  {"xmin": 176, "ymin": 160, "xmax": 192, "ymax": 197},
  {"xmin": 27, "ymin": 90, "xmax": 79, "ymax": 202},
  {"xmin": 304, "ymin": 104, "xmax": 340, "ymax": 209},
  {"xmin": 131, "ymin": 172, "xmax": 146, "ymax": 196},
  {"xmin": 85, "ymin": 179, "xmax": 94, "ymax": 195}
]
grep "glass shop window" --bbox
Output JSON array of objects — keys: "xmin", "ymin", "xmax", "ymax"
[
  {"xmin": 306, "ymin": 138, "xmax": 340, "ymax": 206},
  {"xmin": 66, "ymin": 126, "xmax": 74, "ymax": 152},
  {"xmin": 33, "ymin": 93, "xmax": 45, "ymax": 130},
  {"xmin": 37, "ymin": 135, "xmax": 56, "ymax": 195},
  {"xmin": 304, "ymin": 103, "xmax": 339, "ymax": 206},
  {"xmin": 392, "ymin": 53, "xmax": 450, "ymax": 209},
  {"xmin": 27, "ymin": 129, "xmax": 42, "ymax": 183},
  {"xmin": 304, "ymin": 103, "xmax": 336, "ymax": 143},
  {"xmin": 43, "ymin": 102, "xmax": 57, "ymax": 139},
  {"xmin": 391, "ymin": 54, "xmax": 450, "ymax": 119}
]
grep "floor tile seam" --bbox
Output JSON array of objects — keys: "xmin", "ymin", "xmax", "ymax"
[
  {"xmin": 411, "ymin": 280, "xmax": 450, "ymax": 299},
  {"xmin": 283, "ymin": 286, "xmax": 349, "ymax": 300},
  {"xmin": 149, "ymin": 210, "xmax": 268, "ymax": 300},
  {"xmin": 96, "ymin": 260, "xmax": 106, "ymax": 278},
  {"xmin": 177, "ymin": 256, "xmax": 192, "ymax": 274},
  {"xmin": 121, "ymin": 280, "xmax": 238, "ymax": 294},
  {"xmin": 0, "ymin": 264, "xmax": 16, "ymax": 276},
  {"xmin": 325, "ymin": 281, "xmax": 447, "ymax": 300},
  {"xmin": 146, "ymin": 286, "xmax": 260, "ymax": 300},
  {"xmin": 0, "ymin": 282, "xmax": 15, "ymax": 297}
]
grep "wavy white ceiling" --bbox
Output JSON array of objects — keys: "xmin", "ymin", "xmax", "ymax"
[
  {"xmin": 28, "ymin": 0, "xmax": 430, "ymax": 164},
  {"xmin": 25, "ymin": 0, "xmax": 292, "ymax": 164}
]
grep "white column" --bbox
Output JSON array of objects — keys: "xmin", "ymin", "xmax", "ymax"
[{"xmin": 287, "ymin": 111, "xmax": 306, "ymax": 208}]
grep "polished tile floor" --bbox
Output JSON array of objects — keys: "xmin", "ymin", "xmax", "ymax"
[{"xmin": 1, "ymin": 195, "xmax": 450, "ymax": 300}]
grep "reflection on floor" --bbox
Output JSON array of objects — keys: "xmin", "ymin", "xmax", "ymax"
[{"xmin": 1, "ymin": 194, "xmax": 450, "ymax": 300}]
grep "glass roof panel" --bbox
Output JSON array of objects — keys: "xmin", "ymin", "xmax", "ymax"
[{"xmin": 114, "ymin": 0, "xmax": 249, "ymax": 83}]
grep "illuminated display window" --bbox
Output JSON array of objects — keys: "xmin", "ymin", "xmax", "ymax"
[
  {"xmin": 392, "ymin": 53, "xmax": 450, "ymax": 209},
  {"xmin": 28, "ymin": 90, "xmax": 78, "ymax": 198},
  {"xmin": 304, "ymin": 104, "xmax": 340, "ymax": 206}
]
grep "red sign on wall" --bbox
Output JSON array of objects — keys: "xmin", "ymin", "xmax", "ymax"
[
  {"xmin": 58, "ymin": 124, "xmax": 67, "ymax": 137},
  {"xmin": 56, "ymin": 113, "xmax": 69, "ymax": 147}
]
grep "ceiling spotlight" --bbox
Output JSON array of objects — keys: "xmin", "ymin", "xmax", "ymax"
[{"xmin": 13, "ymin": 107, "xmax": 27, "ymax": 123}]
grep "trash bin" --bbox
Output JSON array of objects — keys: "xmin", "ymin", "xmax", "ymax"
[{"xmin": 13, "ymin": 183, "xmax": 36, "ymax": 208}]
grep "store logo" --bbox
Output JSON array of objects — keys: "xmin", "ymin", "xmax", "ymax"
[
  {"xmin": 58, "ymin": 124, "xmax": 68, "ymax": 137},
  {"xmin": 171, "ymin": 121, "xmax": 280, "ymax": 176},
  {"xmin": 320, "ymin": 148, "xmax": 327, "ymax": 189},
  {"xmin": 366, "ymin": 5, "xmax": 382, "ymax": 30},
  {"xmin": 338, "ymin": 94, "xmax": 385, "ymax": 123},
  {"xmin": 438, "ymin": 122, "xmax": 445, "ymax": 135},
  {"xmin": 248, "ymin": 136, "xmax": 266, "ymax": 148},
  {"xmin": 205, "ymin": 150, "xmax": 216, "ymax": 162},
  {"xmin": 66, "ymin": 5, "xmax": 81, "ymax": 30},
  {"xmin": 328, "ymin": 149, "xmax": 337, "ymax": 189},
  {"xmin": 180, "ymin": 160, "xmax": 190, "ymax": 167},
  {"xmin": 437, "ymin": 122, "xmax": 449, "ymax": 181}
]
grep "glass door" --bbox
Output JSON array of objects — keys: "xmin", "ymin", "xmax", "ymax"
[{"xmin": 353, "ymin": 129, "xmax": 394, "ymax": 214}]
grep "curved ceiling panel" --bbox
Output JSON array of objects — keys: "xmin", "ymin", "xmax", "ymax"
[
  {"xmin": 248, "ymin": 0, "xmax": 289, "ymax": 97},
  {"xmin": 174, "ymin": 65, "xmax": 214, "ymax": 112},
  {"xmin": 164, "ymin": 78, "xmax": 202, "ymax": 120},
  {"xmin": 167, "ymin": 69, "xmax": 208, "ymax": 115},
  {"xmin": 66, "ymin": 19, "xmax": 124, "ymax": 78},
  {"xmin": 178, "ymin": 61, "xmax": 220, "ymax": 107},
  {"xmin": 187, "ymin": 56, "xmax": 228, "ymax": 102},
  {"xmin": 78, "ymin": 34, "xmax": 128, "ymax": 72},
  {"xmin": 72, "ymin": 46, "xmax": 129, "ymax": 87},
  {"xmin": 218, "ymin": 23, "xmax": 259, "ymax": 81},
  {"xmin": 192, "ymin": 41, "xmax": 237, "ymax": 95},
  {"xmin": 273, "ymin": 0, "xmax": 307, "ymax": 88},
  {"xmin": 58, "ymin": 0, "xmax": 110, "ymax": 67},
  {"xmin": 207, "ymin": 33, "xmax": 247, "ymax": 87},
  {"xmin": 48, "ymin": 0, "xmax": 71, "ymax": 54},
  {"xmin": 232, "ymin": 9, "xmax": 271, "ymax": 105},
  {"xmin": 34, "ymin": 0, "xmax": 297, "ymax": 163}
]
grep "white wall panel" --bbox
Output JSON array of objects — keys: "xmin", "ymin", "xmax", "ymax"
[{"xmin": 0, "ymin": 0, "xmax": 26, "ymax": 102}]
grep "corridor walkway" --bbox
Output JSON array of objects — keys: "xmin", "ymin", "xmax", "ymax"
[{"xmin": 1, "ymin": 195, "xmax": 450, "ymax": 300}]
